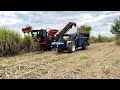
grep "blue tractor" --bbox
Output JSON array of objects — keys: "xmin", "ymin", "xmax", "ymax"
[
  {"xmin": 51, "ymin": 22, "xmax": 90, "ymax": 53},
  {"xmin": 52, "ymin": 33, "xmax": 90, "ymax": 53}
]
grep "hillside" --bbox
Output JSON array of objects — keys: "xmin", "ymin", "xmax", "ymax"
[{"xmin": 0, "ymin": 42, "xmax": 120, "ymax": 79}]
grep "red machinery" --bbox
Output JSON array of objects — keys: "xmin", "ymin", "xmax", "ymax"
[
  {"xmin": 22, "ymin": 25, "xmax": 58, "ymax": 50},
  {"xmin": 22, "ymin": 25, "xmax": 32, "ymax": 33}
]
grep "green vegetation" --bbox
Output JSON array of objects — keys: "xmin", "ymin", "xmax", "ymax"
[
  {"xmin": 114, "ymin": 34, "xmax": 120, "ymax": 45},
  {"xmin": 0, "ymin": 27, "xmax": 22, "ymax": 56},
  {"xmin": 90, "ymin": 34, "xmax": 114, "ymax": 43},
  {"xmin": 77, "ymin": 25, "xmax": 92, "ymax": 34},
  {"xmin": 110, "ymin": 17, "xmax": 120, "ymax": 34},
  {"xmin": 110, "ymin": 17, "xmax": 120, "ymax": 45},
  {"xmin": 21, "ymin": 35, "xmax": 35, "ymax": 52},
  {"xmin": 80, "ymin": 56, "xmax": 91, "ymax": 60},
  {"xmin": 0, "ymin": 27, "xmax": 39, "ymax": 57}
]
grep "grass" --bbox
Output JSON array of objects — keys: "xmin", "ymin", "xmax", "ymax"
[
  {"xmin": 90, "ymin": 35, "xmax": 114, "ymax": 43},
  {"xmin": 80, "ymin": 56, "xmax": 91, "ymax": 60}
]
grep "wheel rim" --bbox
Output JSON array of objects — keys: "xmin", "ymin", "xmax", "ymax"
[{"xmin": 72, "ymin": 44, "xmax": 75, "ymax": 51}]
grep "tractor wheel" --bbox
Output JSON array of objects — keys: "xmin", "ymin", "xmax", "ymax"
[
  {"xmin": 48, "ymin": 46, "xmax": 52, "ymax": 51},
  {"xmin": 82, "ymin": 40, "xmax": 88, "ymax": 50},
  {"xmin": 68, "ymin": 42, "xmax": 76, "ymax": 53},
  {"xmin": 47, "ymin": 39, "xmax": 52, "ymax": 51},
  {"xmin": 57, "ymin": 46, "xmax": 64, "ymax": 53},
  {"xmin": 47, "ymin": 42, "xmax": 52, "ymax": 51},
  {"xmin": 42, "ymin": 47, "xmax": 47, "ymax": 51}
]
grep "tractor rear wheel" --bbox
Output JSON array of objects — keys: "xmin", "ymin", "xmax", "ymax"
[
  {"xmin": 48, "ymin": 46, "xmax": 52, "ymax": 51},
  {"xmin": 82, "ymin": 40, "xmax": 88, "ymax": 50},
  {"xmin": 48, "ymin": 43, "xmax": 52, "ymax": 51},
  {"xmin": 68, "ymin": 42, "xmax": 76, "ymax": 53}
]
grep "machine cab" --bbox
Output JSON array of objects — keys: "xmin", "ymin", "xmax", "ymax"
[{"xmin": 31, "ymin": 29, "xmax": 48, "ymax": 41}]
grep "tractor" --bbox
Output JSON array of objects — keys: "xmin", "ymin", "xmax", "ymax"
[
  {"xmin": 51, "ymin": 23, "xmax": 90, "ymax": 53},
  {"xmin": 22, "ymin": 25, "xmax": 58, "ymax": 51}
]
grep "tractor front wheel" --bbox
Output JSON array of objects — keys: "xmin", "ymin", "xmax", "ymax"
[
  {"xmin": 57, "ymin": 46, "xmax": 64, "ymax": 53},
  {"xmin": 48, "ymin": 47, "xmax": 52, "ymax": 51},
  {"xmin": 68, "ymin": 42, "xmax": 76, "ymax": 53}
]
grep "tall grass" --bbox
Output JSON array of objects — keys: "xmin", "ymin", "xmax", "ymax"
[
  {"xmin": 21, "ymin": 34, "xmax": 41, "ymax": 52},
  {"xmin": 0, "ymin": 27, "xmax": 39, "ymax": 57},
  {"xmin": 90, "ymin": 35, "xmax": 114, "ymax": 43},
  {"xmin": 0, "ymin": 27, "xmax": 22, "ymax": 56},
  {"xmin": 21, "ymin": 35, "xmax": 34, "ymax": 52}
]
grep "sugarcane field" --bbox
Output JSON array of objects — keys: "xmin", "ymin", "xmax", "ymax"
[{"xmin": 0, "ymin": 11, "xmax": 120, "ymax": 79}]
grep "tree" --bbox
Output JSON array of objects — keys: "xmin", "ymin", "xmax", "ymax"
[
  {"xmin": 110, "ymin": 17, "xmax": 120, "ymax": 34},
  {"xmin": 110, "ymin": 17, "xmax": 120, "ymax": 45},
  {"xmin": 77, "ymin": 25, "xmax": 92, "ymax": 34}
]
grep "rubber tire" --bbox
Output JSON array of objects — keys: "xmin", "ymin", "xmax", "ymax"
[
  {"xmin": 48, "ymin": 43, "xmax": 52, "ymax": 51},
  {"xmin": 68, "ymin": 42, "xmax": 76, "ymax": 53},
  {"xmin": 82, "ymin": 40, "xmax": 88, "ymax": 50},
  {"xmin": 48, "ymin": 46, "xmax": 52, "ymax": 51},
  {"xmin": 57, "ymin": 46, "xmax": 64, "ymax": 53},
  {"xmin": 42, "ymin": 47, "xmax": 47, "ymax": 51}
]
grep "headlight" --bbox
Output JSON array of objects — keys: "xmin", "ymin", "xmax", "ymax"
[{"xmin": 67, "ymin": 41, "xmax": 72, "ymax": 43}]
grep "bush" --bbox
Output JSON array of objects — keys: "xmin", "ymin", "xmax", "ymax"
[
  {"xmin": 90, "ymin": 35, "xmax": 114, "ymax": 43},
  {"xmin": 114, "ymin": 34, "xmax": 120, "ymax": 45},
  {"xmin": 89, "ymin": 36, "xmax": 98, "ymax": 43}
]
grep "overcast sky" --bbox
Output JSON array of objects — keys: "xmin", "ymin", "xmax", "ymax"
[{"xmin": 0, "ymin": 11, "xmax": 120, "ymax": 37}]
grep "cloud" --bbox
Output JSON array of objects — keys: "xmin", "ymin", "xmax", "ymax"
[{"xmin": 0, "ymin": 11, "xmax": 120, "ymax": 37}]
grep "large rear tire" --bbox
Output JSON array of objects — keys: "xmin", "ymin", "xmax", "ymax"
[
  {"xmin": 68, "ymin": 42, "xmax": 76, "ymax": 53},
  {"xmin": 48, "ymin": 46, "xmax": 52, "ymax": 51},
  {"xmin": 48, "ymin": 43, "xmax": 52, "ymax": 51},
  {"xmin": 82, "ymin": 40, "xmax": 88, "ymax": 50}
]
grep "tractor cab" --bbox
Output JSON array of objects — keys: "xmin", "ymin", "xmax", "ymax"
[
  {"xmin": 59, "ymin": 34, "xmax": 77, "ymax": 41},
  {"xmin": 31, "ymin": 29, "xmax": 48, "ymax": 42},
  {"xmin": 31, "ymin": 29, "xmax": 52, "ymax": 50},
  {"xmin": 56, "ymin": 34, "xmax": 77, "ymax": 48}
]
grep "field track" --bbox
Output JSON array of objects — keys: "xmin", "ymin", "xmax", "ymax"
[{"xmin": 0, "ymin": 42, "xmax": 120, "ymax": 79}]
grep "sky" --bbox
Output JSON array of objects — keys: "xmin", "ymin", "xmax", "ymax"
[{"xmin": 0, "ymin": 11, "xmax": 120, "ymax": 37}]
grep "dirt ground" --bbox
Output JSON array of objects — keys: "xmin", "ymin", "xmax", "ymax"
[{"xmin": 0, "ymin": 42, "xmax": 120, "ymax": 79}]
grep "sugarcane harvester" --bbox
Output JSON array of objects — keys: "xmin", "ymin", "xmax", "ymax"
[
  {"xmin": 22, "ymin": 25, "xmax": 58, "ymax": 51},
  {"xmin": 52, "ymin": 22, "xmax": 90, "ymax": 53}
]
